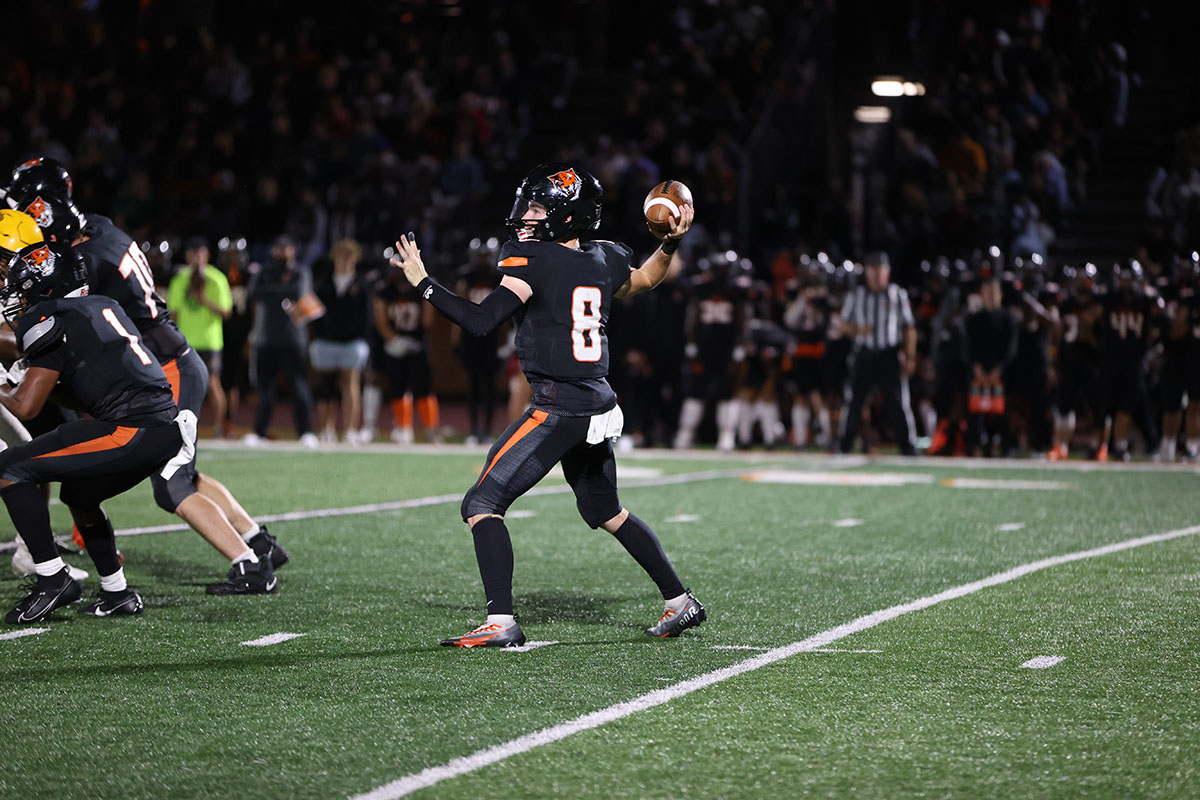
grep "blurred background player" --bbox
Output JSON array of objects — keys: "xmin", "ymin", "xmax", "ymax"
[
  {"xmin": 389, "ymin": 163, "xmax": 704, "ymax": 646},
  {"xmin": 1100, "ymin": 260, "xmax": 1162, "ymax": 460},
  {"xmin": 781, "ymin": 256, "xmax": 833, "ymax": 449},
  {"xmin": 1003, "ymin": 264, "xmax": 1055, "ymax": 456},
  {"xmin": 1051, "ymin": 264, "xmax": 1104, "ymax": 460},
  {"xmin": 836, "ymin": 251, "xmax": 918, "ymax": 456},
  {"xmin": 310, "ymin": 238, "xmax": 372, "ymax": 444},
  {"xmin": 734, "ymin": 258, "xmax": 786, "ymax": 449},
  {"xmin": 963, "ymin": 276, "xmax": 1017, "ymax": 457},
  {"xmin": 167, "ymin": 237, "xmax": 232, "ymax": 437},
  {"xmin": 673, "ymin": 250, "xmax": 747, "ymax": 451},
  {"xmin": 454, "ymin": 238, "xmax": 503, "ymax": 445},
  {"xmin": 373, "ymin": 263, "xmax": 440, "ymax": 444}
]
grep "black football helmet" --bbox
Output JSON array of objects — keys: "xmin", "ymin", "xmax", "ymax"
[
  {"xmin": 5, "ymin": 157, "xmax": 85, "ymax": 243},
  {"xmin": 1, "ymin": 241, "xmax": 89, "ymax": 323},
  {"xmin": 505, "ymin": 162, "xmax": 603, "ymax": 242}
]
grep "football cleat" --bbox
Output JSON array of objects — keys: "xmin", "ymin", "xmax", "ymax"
[
  {"xmin": 79, "ymin": 588, "xmax": 144, "ymax": 617},
  {"xmin": 205, "ymin": 558, "xmax": 278, "ymax": 595},
  {"xmin": 5, "ymin": 567, "xmax": 82, "ymax": 624},
  {"xmin": 440, "ymin": 620, "xmax": 527, "ymax": 648},
  {"xmin": 247, "ymin": 527, "xmax": 289, "ymax": 569},
  {"xmin": 644, "ymin": 592, "xmax": 707, "ymax": 638}
]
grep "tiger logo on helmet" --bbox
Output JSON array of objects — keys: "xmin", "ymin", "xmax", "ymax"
[
  {"xmin": 23, "ymin": 197, "xmax": 54, "ymax": 229},
  {"xmin": 548, "ymin": 169, "xmax": 581, "ymax": 200}
]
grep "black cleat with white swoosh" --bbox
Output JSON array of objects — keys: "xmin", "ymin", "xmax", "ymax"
[
  {"xmin": 206, "ymin": 558, "xmax": 278, "ymax": 595},
  {"xmin": 5, "ymin": 567, "xmax": 82, "ymax": 624},
  {"xmin": 79, "ymin": 588, "xmax": 144, "ymax": 617}
]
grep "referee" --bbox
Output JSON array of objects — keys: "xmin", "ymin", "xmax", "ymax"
[{"xmin": 836, "ymin": 251, "xmax": 918, "ymax": 456}]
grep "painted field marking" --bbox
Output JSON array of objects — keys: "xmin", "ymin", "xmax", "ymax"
[
  {"xmin": 500, "ymin": 641, "xmax": 559, "ymax": 653},
  {"xmin": 813, "ymin": 648, "xmax": 883, "ymax": 654},
  {"xmin": 507, "ymin": 510, "xmax": 538, "ymax": 519},
  {"xmin": 743, "ymin": 470, "xmax": 935, "ymax": 487},
  {"xmin": 1020, "ymin": 655, "xmax": 1065, "ymax": 669},
  {"xmin": 833, "ymin": 518, "xmax": 863, "ymax": 528},
  {"xmin": 666, "ymin": 514, "xmax": 702, "ymax": 523},
  {"xmin": 942, "ymin": 478, "xmax": 1076, "ymax": 491},
  {"xmin": 240, "ymin": 632, "xmax": 307, "ymax": 647},
  {"xmin": 711, "ymin": 645, "xmax": 769, "ymax": 651},
  {"xmin": 998, "ymin": 522, "xmax": 1027, "ymax": 532},
  {"xmin": 0, "ymin": 628, "xmax": 49, "ymax": 641},
  {"xmin": 114, "ymin": 466, "xmax": 752, "ymax": 538},
  {"xmin": 352, "ymin": 522, "xmax": 1200, "ymax": 800}
]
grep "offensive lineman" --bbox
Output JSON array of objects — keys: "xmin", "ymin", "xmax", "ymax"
[
  {"xmin": 389, "ymin": 163, "xmax": 705, "ymax": 647},
  {"xmin": 6, "ymin": 158, "xmax": 285, "ymax": 593}
]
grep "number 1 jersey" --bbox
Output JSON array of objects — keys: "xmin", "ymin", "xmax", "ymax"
[{"xmin": 496, "ymin": 239, "xmax": 634, "ymax": 416}]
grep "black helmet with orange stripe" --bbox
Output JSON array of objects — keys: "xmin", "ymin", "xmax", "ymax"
[{"xmin": 5, "ymin": 157, "xmax": 85, "ymax": 243}]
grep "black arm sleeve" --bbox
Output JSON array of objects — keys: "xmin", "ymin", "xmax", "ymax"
[{"xmin": 417, "ymin": 277, "xmax": 524, "ymax": 337}]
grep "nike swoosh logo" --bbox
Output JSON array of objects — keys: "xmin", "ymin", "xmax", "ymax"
[{"xmin": 266, "ymin": 577, "xmax": 278, "ymax": 591}]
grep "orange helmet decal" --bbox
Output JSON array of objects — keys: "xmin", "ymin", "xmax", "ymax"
[
  {"xmin": 548, "ymin": 168, "xmax": 581, "ymax": 199},
  {"xmin": 24, "ymin": 197, "xmax": 54, "ymax": 228}
]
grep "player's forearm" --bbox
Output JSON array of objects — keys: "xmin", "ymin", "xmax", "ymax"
[
  {"xmin": 0, "ymin": 384, "xmax": 45, "ymax": 421},
  {"xmin": 624, "ymin": 242, "xmax": 678, "ymax": 298},
  {"xmin": 417, "ymin": 278, "xmax": 523, "ymax": 337},
  {"xmin": 904, "ymin": 327, "xmax": 917, "ymax": 360}
]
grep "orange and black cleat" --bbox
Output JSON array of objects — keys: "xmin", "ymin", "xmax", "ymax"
[
  {"xmin": 644, "ymin": 591, "xmax": 707, "ymax": 638},
  {"xmin": 440, "ymin": 620, "xmax": 526, "ymax": 648}
]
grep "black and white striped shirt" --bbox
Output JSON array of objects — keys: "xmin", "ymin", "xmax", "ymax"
[{"xmin": 840, "ymin": 284, "xmax": 914, "ymax": 351}]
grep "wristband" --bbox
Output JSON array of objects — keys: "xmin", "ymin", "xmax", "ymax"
[{"xmin": 661, "ymin": 238, "xmax": 679, "ymax": 256}]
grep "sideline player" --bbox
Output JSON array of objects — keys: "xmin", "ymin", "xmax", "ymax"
[
  {"xmin": 390, "ymin": 163, "xmax": 704, "ymax": 647},
  {"xmin": 6, "ymin": 158, "xmax": 284, "ymax": 593},
  {"xmin": 0, "ymin": 243, "xmax": 186, "ymax": 622}
]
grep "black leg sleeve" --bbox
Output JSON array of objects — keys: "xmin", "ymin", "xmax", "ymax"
[
  {"xmin": 471, "ymin": 516, "xmax": 514, "ymax": 615},
  {"xmin": 610, "ymin": 513, "xmax": 685, "ymax": 601},
  {"xmin": 2, "ymin": 482, "xmax": 56, "ymax": 563},
  {"xmin": 71, "ymin": 507, "xmax": 122, "ymax": 577}
]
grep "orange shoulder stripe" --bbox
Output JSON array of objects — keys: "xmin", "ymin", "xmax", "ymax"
[{"xmin": 499, "ymin": 257, "xmax": 529, "ymax": 268}]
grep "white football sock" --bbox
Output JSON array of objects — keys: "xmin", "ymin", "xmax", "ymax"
[
  {"xmin": 816, "ymin": 408, "xmax": 832, "ymax": 443},
  {"xmin": 100, "ymin": 567, "xmax": 127, "ymax": 592},
  {"xmin": 674, "ymin": 398, "xmax": 704, "ymax": 448},
  {"xmin": 792, "ymin": 405, "xmax": 811, "ymax": 446},
  {"xmin": 756, "ymin": 400, "xmax": 781, "ymax": 446},
  {"xmin": 239, "ymin": 524, "xmax": 263, "ymax": 543},
  {"xmin": 34, "ymin": 557, "xmax": 67, "ymax": 577},
  {"xmin": 231, "ymin": 548, "xmax": 259, "ymax": 565},
  {"xmin": 485, "ymin": 614, "xmax": 516, "ymax": 627}
]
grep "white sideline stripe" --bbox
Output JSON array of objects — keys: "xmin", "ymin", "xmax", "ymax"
[
  {"xmin": 500, "ymin": 641, "xmax": 558, "ymax": 653},
  {"xmin": 1020, "ymin": 655, "xmax": 1065, "ymax": 669},
  {"xmin": 506, "ymin": 510, "xmax": 538, "ymax": 519},
  {"xmin": 998, "ymin": 522, "xmax": 1027, "ymax": 532},
  {"xmin": 351, "ymin": 522, "xmax": 1200, "ymax": 800},
  {"xmin": 240, "ymin": 632, "xmax": 306, "ymax": 647},
  {"xmin": 833, "ymin": 518, "xmax": 863, "ymax": 528},
  {"xmin": 813, "ymin": 648, "xmax": 883, "ymax": 654},
  {"xmin": 666, "ymin": 514, "xmax": 702, "ymax": 523},
  {"xmin": 0, "ymin": 627, "xmax": 49, "ymax": 641},
  {"xmin": 744, "ymin": 470, "xmax": 935, "ymax": 487},
  {"xmin": 942, "ymin": 478, "xmax": 1075, "ymax": 491},
  {"xmin": 710, "ymin": 645, "xmax": 769, "ymax": 651},
  {"xmin": 112, "ymin": 467, "xmax": 751, "ymax": 538}
]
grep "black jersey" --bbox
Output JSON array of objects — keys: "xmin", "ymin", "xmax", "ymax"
[
  {"xmin": 1058, "ymin": 293, "xmax": 1101, "ymax": 362},
  {"xmin": 75, "ymin": 214, "xmax": 190, "ymax": 363},
  {"xmin": 17, "ymin": 296, "xmax": 176, "ymax": 423},
  {"xmin": 496, "ymin": 238, "xmax": 634, "ymax": 416},
  {"xmin": 1102, "ymin": 290, "xmax": 1156, "ymax": 362},
  {"xmin": 690, "ymin": 276, "xmax": 745, "ymax": 358},
  {"xmin": 782, "ymin": 290, "xmax": 830, "ymax": 353},
  {"xmin": 376, "ymin": 277, "xmax": 427, "ymax": 338}
]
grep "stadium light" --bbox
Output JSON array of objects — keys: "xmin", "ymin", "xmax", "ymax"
[
  {"xmin": 854, "ymin": 106, "xmax": 892, "ymax": 124},
  {"xmin": 871, "ymin": 78, "xmax": 904, "ymax": 97}
]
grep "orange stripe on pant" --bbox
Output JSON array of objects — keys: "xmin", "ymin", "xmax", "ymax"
[
  {"xmin": 33, "ymin": 426, "xmax": 138, "ymax": 460},
  {"xmin": 162, "ymin": 358, "xmax": 181, "ymax": 404},
  {"xmin": 477, "ymin": 410, "xmax": 548, "ymax": 486}
]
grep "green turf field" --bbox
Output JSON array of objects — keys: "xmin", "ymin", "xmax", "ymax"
[{"xmin": 1, "ymin": 447, "xmax": 1198, "ymax": 799}]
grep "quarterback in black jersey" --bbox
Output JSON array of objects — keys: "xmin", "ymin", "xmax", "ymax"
[
  {"xmin": 390, "ymin": 163, "xmax": 705, "ymax": 647},
  {"xmin": 0, "ymin": 242, "xmax": 186, "ymax": 623},
  {"xmin": 6, "ymin": 159, "xmax": 284, "ymax": 593}
]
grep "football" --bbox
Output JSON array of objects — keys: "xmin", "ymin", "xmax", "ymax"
[{"xmin": 643, "ymin": 180, "xmax": 693, "ymax": 236}]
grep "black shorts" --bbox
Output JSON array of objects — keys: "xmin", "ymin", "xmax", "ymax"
[
  {"xmin": 196, "ymin": 349, "xmax": 223, "ymax": 378},
  {"xmin": 381, "ymin": 353, "xmax": 432, "ymax": 398},
  {"xmin": 0, "ymin": 416, "xmax": 182, "ymax": 511},
  {"xmin": 154, "ymin": 347, "xmax": 208, "ymax": 510},
  {"xmin": 1100, "ymin": 359, "xmax": 1147, "ymax": 416},
  {"xmin": 786, "ymin": 357, "xmax": 823, "ymax": 395},
  {"xmin": 1162, "ymin": 354, "xmax": 1186, "ymax": 413},
  {"xmin": 1055, "ymin": 356, "xmax": 1098, "ymax": 416},
  {"xmin": 461, "ymin": 408, "xmax": 622, "ymax": 529},
  {"xmin": 683, "ymin": 355, "xmax": 735, "ymax": 402}
]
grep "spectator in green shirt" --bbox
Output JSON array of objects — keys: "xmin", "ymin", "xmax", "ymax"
[{"xmin": 168, "ymin": 237, "xmax": 233, "ymax": 436}]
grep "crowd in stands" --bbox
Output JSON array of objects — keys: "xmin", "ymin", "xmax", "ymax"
[{"xmin": 4, "ymin": 1, "xmax": 1195, "ymax": 458}]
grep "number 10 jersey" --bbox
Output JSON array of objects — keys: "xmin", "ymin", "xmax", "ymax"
[{"xmin": 496, "ymin": 238, "xmax": 635, "ymax": 417}]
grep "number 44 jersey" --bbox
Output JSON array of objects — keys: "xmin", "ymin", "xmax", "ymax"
[
  {"xmin": 496, "ymin": 239, "xmax": 635, "ymax": 417},
  {"xmin": 75, "ymin": 214, "xmax": 190, "ymax": 363},
  {"xmin": 17, "ymin": 295, "xmax": 177, "ymax": 423}
]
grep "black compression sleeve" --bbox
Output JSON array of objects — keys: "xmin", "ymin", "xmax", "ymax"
[{"xmin": 416, "ymin": 277, "xmax": 524, "ymax": 337}]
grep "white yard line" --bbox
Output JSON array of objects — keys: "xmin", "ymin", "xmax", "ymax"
[
  {"xmin": 499, "ymin": 641, "xmax": 559, "ymax": 653},
  {"xmin": 998, "ymin": 522, "xmax": 1027, "ymax": 532},
  {"xmin": 240, "ymin": 632, "xmax": 307, "ymax": 647},
  {"xmin": 113, "ymin": 467, "xmax": 752, "ymax": 538},
  {"xmin": 832, "ymin": 519, "xmax": 864, "ymax": 528},
  {"xmin": 1020, "ymin": 655, "xmax": 1065, "ymax": 669},
  {"xmin": 0, "ymin": 627, "xmax": 49, "ymax": 641},
  {"xmin": 351, "ymin": 522, "xmax": 1200, "ymax": 800}
]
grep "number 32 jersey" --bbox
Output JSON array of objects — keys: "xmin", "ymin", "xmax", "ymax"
[
  {"xmin": 75, "ymin": 214, "xmax": 190, "ymax": 363},
  {"xmin": 497, "ymin": 239, "xmax": 634, "ymax": 416}
]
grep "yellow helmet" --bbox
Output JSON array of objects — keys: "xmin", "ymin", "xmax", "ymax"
[{"xmin": 0, "ymin": 209, "xmax": 44, "ymax": 260}]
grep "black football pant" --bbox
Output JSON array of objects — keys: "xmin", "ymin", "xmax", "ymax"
[
  {"xmin": 253, "ymin": 344, "xmax": 315, "ymax": 437},
  {"xmin": 838, "ymin": 348, "xmax": 916, "ymax": 455},
  {"xmin": 154, "ymin": 347, "xmax": 207, "ymax": 511},
  {"xmin": 0, "ymin": 416, "xmax": 182, "ymax": 574}
]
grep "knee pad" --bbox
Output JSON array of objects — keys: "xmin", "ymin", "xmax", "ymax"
[{"xmin": 151, "ymin": 471, "xmax": 198, "ymax": 514}]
